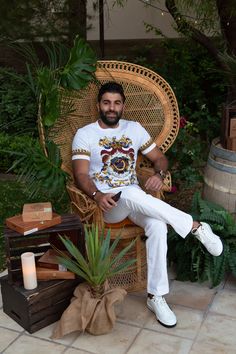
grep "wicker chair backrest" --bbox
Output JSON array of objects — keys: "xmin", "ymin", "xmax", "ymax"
[{"xmin": 48, "ymin": 60, "xmax": 180, "ymax": 176}]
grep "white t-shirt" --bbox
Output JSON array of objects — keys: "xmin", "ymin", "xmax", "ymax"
[{"xmin": 72, "ymin": 119, "xmax": 156, "ymax": 191}]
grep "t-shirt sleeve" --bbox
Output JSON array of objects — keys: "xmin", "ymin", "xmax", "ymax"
[
  {"xmin": 136, "ymin": 122, "xmax": 156, "ymax": 155},
  {"xmin": 72, "ymin": 128, "xmax": 91, "ymax": 161}
]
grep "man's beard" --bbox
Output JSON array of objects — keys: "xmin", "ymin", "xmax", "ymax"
[{"xmin": 99, "ymin": 110, "xmax": 122, "ymax": 127}]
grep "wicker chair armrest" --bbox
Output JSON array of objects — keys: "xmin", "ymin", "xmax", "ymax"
[
  {"xmin": 137, "ymin": 167, "xmax": 172, "ymax": 198},
  {"xmin": 66, "ymin": 182, "xmax": 104, "ymax": 227}
]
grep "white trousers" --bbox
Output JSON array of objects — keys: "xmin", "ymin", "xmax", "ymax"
[{"xmin": 103, "ymin": 185, "xmax": 193, "ymax": 296}]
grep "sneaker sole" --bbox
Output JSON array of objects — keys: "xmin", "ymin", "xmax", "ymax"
[{"xmin": 147, "ymin": 304, "xmax": 177, "ymax": 328}]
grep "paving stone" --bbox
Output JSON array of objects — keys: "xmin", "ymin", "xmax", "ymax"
[
  {"xmin": 166, "ymin": 280, "xmax": 216, "ymax": 310},
  {"xmin": 115, "ymin": 294, "xmax": 151, "ymax": 327},
  {"xmin": 30, "ymin": 322, "xmax": 79, "ymax": 346},
  {"xmin": 4, "ymin": 334, "xmax": 66, "ymax": 354},
  {"xmin": 0, "ymin": 309, "xmax": 24, "ymax": 331},
  {"xmin": 144, "ymin": 305, "xmax": 204, "ymax": 339},
  {"xmin": 195, "ymin": 313, "xmax": 236, "ymax": 348},
  {"xmin": 71, "ymin": 322, "xmax": 140, "ymax": 354},
  {"xmin": 0, "ymin": 327, "xmax": 20, "ymax": 353},
  {"xmin": 210, "ymin": 289, "xmax": 236, "ymax": 318},
  {"xmin": 65, "ymin": 349, "xmax": 95, "ymax": 354},
  {"xmin": 126, "ymin": 328, "xmax": 192, "ymax": 354},
  {"xmin": 190, "ymin": 341, "xmax": 236, "ymax": 354}
]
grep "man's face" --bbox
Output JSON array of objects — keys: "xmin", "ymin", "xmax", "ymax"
[{"xmin": 98, "ymin": 92, "xmax": 124, "ymax": 127}]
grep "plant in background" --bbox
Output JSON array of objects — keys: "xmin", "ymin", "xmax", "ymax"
[
  {"xmin": 4, "ymin": 35, "xmax": 97, "ymax": 197},
  {"xmin": 168, "ymin": 192, "xmax": 236, "ymax": 287},
  {"xmin": 0, "ymin": 67, "xmax": 37, "ymax": 135},
  {"xmin": 132, "ymin": 39, "xmax": 226, "ymax": 143},
  {"xmin": 166, "ymin": 117, "xmax": 207, "ymax": 187},
  {"xmin": 52, "ymin": 224, "xmax": 136, "ymax": 337}
]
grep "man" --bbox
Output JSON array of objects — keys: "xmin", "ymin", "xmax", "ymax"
[{"xmin": 72, "ymin": 82, "xmax": 223, "ymax": 328}]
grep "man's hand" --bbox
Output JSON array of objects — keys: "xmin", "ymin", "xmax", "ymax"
[
  {"xmin": 145, "ymin": 174, "xmax": 163, "ymax": 191},
  {"xmin": 94, "ymin": 192, "xmax": 117, "ymax": 212}
]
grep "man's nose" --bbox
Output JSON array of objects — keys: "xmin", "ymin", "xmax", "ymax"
[{"xmin": 109, "ymin": 102, "xmax": 115, "ymax": 110}]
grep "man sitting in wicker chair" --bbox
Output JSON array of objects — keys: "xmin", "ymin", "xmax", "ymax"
[{"xmin": 72, "ymin": 82, "xmax": 223, "ymax": 328}]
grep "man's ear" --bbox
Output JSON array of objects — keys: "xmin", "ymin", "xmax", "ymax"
[{"xmin": 96, "ymin": 102, "xmax": 100, "ymax": 112}]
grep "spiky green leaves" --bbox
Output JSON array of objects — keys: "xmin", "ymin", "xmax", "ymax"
[
  {"xmin": 60, "ymin": 36, "xmax": 97, "ymax": 90},
  {"xmin": 55, "ymin": 225, "xmax": 137, "ymax": 288}
]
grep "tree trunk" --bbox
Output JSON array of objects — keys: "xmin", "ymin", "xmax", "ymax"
[
  {"xmin": 216, "ymin": 0, "xmax": 236, "ymax": 102},
  {"xmin": 67, "ymin": 0, "xmax": 87, "ymax": 45}
]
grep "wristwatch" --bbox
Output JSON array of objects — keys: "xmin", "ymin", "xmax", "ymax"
[
  {"xmin": 92, "ymin": 190, "xmax": 100, "ymax": 199},
  {"xmin": 157, "ymin": 170, "xmax": 167, "ymax": 180}
]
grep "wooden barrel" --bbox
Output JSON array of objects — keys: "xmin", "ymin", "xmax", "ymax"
[{"xmin": 203, "ymin": 137, "xmax": 236, "ymax": 218}]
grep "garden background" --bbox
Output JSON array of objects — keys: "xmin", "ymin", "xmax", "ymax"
[{"xmin": 0, "ymin": 0, "xmax": 235, "ymax": 285}]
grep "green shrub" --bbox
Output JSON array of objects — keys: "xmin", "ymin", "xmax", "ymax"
[
  {"xmin": 0, "ymin": 67, "xmax": 37, "ymax": 135},
  {"xmin": 0, "ymin": 133, "xmax": 37, "ymax": 172},
  {"xmin": 168, "ymin": 192, "xmax": 236, "ymax": 287},
  {"xmin": 128, "ymin": 39, "xmax": 227, "ymax": 187},
  {"xmin": 132, "ymin": 39, "xmax": 226, "ymax": 143},
  {"xmin": 166, "ymin": 118, "xmax": 207, "ymax": 187}
]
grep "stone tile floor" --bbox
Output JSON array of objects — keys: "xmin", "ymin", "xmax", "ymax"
[{"xmin": 1, "ymin": 268, "xmax": 236, "ymax": 354}]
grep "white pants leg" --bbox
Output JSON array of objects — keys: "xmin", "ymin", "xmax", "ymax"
[{"xmin": 103, "ymin": 185, "xmax": 193, "ymax": 296}]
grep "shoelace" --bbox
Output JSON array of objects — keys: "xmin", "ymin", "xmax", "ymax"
[{"xmin": 152, "ymin": 296, "xmax": 167, "ymax": 306}]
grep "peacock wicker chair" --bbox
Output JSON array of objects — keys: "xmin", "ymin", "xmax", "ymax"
[{"xmin": 39, "ymin": 61, "xmax": 180, "ymax": 292}]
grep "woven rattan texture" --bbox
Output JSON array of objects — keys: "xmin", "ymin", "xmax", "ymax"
[{"xmin": 48, "ymin": 61, "xmax": 180, "ymax": 175}]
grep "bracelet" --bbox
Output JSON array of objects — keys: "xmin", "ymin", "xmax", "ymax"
[
  {"xmin": 92, "ymin": 190, "xmax": 100, "ymax": 199},
  {"xmin": 157, "ymin": 170, "xmax": 167, "ymax": 180}
]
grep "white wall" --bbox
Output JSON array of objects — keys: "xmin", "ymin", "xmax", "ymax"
[{"xmin": 87, "ymin": 0, "xmax": 179, "ymax": 40}]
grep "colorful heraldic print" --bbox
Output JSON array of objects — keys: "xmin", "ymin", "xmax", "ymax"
[{"xmin": 93, "ymin": 135, "xmax": 138, "ymax": 188}]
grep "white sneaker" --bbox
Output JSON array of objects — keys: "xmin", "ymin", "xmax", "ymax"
[
  {"xmin": 147, "ymin": 296, "xmax": 177, "ymax": 328},
  {"xmin": 191, "ymin": 222, "xmax": 223, "ymax": 256}
]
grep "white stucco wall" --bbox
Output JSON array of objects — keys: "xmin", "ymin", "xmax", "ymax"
[{"xmin": 87, "ymin": 0, "xmax": 179, "ymax": 40}]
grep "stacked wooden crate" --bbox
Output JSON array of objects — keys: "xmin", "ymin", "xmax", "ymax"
[{"xmin": 0, "ymin": 214, "xmax": 84, "ymax": 333}]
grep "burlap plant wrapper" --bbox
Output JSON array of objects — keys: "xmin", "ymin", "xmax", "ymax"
[{"xmin": 52, "ymin": 281, "xmax": 127, "ymax": 338}]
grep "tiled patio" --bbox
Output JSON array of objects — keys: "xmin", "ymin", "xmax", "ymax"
[{"xmin": 0, "ymin": 268, "xmax": 236, "ymax": 354}]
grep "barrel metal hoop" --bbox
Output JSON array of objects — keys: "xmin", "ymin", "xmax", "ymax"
[
  {"xmin": 207, "ymin": 156, "xmax": 236, "ymax": 174},
  {"xmin": 211, "ymin": 137, "xmax": 236, "ymax": 162}
]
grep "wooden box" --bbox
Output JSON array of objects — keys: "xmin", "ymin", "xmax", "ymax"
[
  {"xmin": 6, "ymin": 213, "xmax": 61, "ymax": 235},
  {"xmin": 0, "ymin": 275, "xmax": 80, "ymax": 333},
  {"xmin": 4, "ymin": 214, "xmax": 85, "ymax": 284},
  {"xmin": 22, "ymin": 202, "xmax": 53, "ymax": 222}
]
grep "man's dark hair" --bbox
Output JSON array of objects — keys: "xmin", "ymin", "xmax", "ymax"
[{"xmin": 97, "ymin": 81, "xmax": 126, "ymax": 103}]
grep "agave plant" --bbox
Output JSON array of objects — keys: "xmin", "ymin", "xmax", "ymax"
[{"xmin": 54, "ymin": 225, "xmax": 137, "ymax": 296}]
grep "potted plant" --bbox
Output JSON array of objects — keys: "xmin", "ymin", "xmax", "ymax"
[{"xmin": 52, "ymin": 224, "xmax": 136, "ymax": 338}]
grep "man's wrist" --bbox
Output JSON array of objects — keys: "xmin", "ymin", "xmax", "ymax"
[{"xmin": 91, "ymin": 190, "xmax": 101, "ymax": 199}]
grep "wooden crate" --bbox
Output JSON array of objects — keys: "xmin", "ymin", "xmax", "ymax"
[
  {"xmin": 4, "ymin": 214, "xmax": 85, "ymax": 283},
  {"xmin": 0, "ymin": 275, "xmax": 80, "ymax": 333}
]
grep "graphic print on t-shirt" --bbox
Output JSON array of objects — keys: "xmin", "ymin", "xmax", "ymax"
[{"xmin": 93, "ymin": 135, "xmax": 138, "ymax": 187}]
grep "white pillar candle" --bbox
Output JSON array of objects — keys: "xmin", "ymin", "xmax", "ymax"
[{"xmin": 21, "ymin": 252, "xmax": 38, "ymax": 290}]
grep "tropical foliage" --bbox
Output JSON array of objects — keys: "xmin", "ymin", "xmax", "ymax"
[
  {"xmin": 168, "ymin": 192, "xmax": 236, "ymax": 287},
  {"xmin": 5, "ymin": 36, "xmax": 97, "ymax": 197},
  {"xmin": 55, "ymin": 225, "xmax": 136, "ymax": 288}
]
